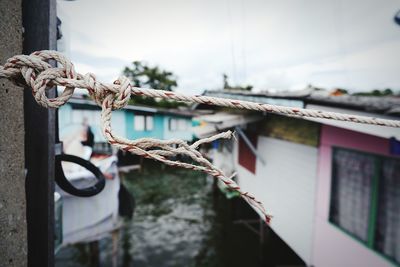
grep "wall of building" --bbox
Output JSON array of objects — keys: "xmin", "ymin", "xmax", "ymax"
[
  {"xmin": 312, "ymin": 125, "xmax": 393, "ymax": 267},
  {"xmin": 59, "ymin": 104, "xmax": 126, "ymax": 142},
  {"xmin": 0, "ymin": 1, "xmax": 27, "ymax": 265},
  {"xmin": 125, "ymin": 112, "xmax": 164, "ymax": 139},
  {"xmin": 111, "ymin": 110, "xmax": 127, "ymax": 138},
  {"xmin": 213, "ymin": 132, "xmax": 319, "ymax": 265},
  {"xmin": 59, "ymin": 106, "xmax": 193, "ymax": 145},
  {"xmin": 237, "ymin": 136, "xmax": 318, "ymax": 265},
  {"xmin": 209, "ymin": 116, "xmax": 320, "ymax": 264}
]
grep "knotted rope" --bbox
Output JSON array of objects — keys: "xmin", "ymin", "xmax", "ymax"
[{"xmin": 1, "ymin": 50, "xmax": 400, "ymax": 222}]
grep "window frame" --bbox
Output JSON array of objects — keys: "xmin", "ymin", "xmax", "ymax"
[
  {"xmin": 134, "ymin": 115, "xmax": 145, "ymax": 131},
  {"xmin": 145, "ymin": 115, "xmax": 154, "ymax": 131},
  {"xmin": 329, "ymin": 146, "xmax": 400, "ymax": 266},
  {"xmin": 134, "ymin": 114, "xmax": 154, "ymax": 132}
]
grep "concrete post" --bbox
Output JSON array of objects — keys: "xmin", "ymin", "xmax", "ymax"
[{"xmin": 0, "ymin": 0, "xmax": 27, "ymax": 266}]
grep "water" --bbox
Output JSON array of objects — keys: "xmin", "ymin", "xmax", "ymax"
[
  {"xmin": 116, "ymin": 164, "xmax": 218, "ymax": 267},
  {"xmin": 56, "ymin": 162, "xmax": 219, "ymax": 266},
  {"xmin": 55, "ymin": 162, "xmax": 304, "ymax": 267}
]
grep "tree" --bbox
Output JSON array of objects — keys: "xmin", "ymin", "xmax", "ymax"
[
  {"xmin": 123, "ymin": 61, "xmax": 177, "ymax": 91},
  {"xmin": 352, "ymin": 88, "xmax": 396, "ymax": 97},
  {"xmin": 123, "ymin": 61, "xmax": 182, "ymax": 107},
  {"xmin": 383, "ymin": 88, "xmax": 394, "ymax": 96}
]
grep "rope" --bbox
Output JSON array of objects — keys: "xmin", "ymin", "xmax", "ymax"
[
  {"xmin": 1, "ymin": 50, "xmax": 400, "ymax": 222},
  {"xmin": 2, "ymin": 51, "xmax": 400, "ymax": 127}
]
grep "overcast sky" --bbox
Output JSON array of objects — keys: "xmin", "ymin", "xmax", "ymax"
[{"xmin": 58, "ymin": 0, "xmax": 400, "ymax": 94}]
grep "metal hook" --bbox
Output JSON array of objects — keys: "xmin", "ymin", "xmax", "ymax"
[{"xmin": 55, "ymin": 153, "xmax": 106, "ymax": 197}]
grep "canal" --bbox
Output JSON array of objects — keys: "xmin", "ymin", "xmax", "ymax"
[{"xmin": 55, "ymin": 161, "xmax": 304, "ymax": 267}]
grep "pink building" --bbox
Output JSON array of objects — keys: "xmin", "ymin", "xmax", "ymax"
[{"xmin": 195, "ymin": 90, "xmax": 400, "ymax": 266}]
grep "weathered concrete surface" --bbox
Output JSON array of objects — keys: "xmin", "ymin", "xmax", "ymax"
[{"xmin": 0, "ymin": 0, "xmax": 27, "ymax": 266}]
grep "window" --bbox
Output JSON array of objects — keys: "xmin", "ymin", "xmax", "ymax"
[
  {"xmin": 375, "ymin": 159, "xmax": 400, "ymax": 264},
  {"xmin": 134, "ymin": 115, "xmax": 154, "ymax": 131},
  {"xmin": 134, "ymin": 115, "xmax": 145, "ymax": 131},
  {"xmin": 169, "ymin": 118, "xmax": 189, "ymax": 131},
  {"xmin": 329, "ymin": 148, "xmax": 400, "ymax": 265},
  {"xmin": 330, "ymin": 149, "xmax": 374, "ymax": 242}
]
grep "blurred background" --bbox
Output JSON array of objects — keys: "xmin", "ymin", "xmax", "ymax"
[
  {"xmin": 53, "ymin": 1, "xmax": 400, "ymax": 267},
  {"xmin": 57, "ymin": 0, "xmax": 400, "ymax": 94}
]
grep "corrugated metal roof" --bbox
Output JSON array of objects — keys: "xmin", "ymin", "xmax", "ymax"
[
  {"xmin": 305, "ymin": 104, "xmax": 400, "ymax": 139},
  {"xmin": 200, "ymin": 90, "xmax": 400, "ymax": 139},
  {"xmin": 68, "ymin": 97, "xmax": 157, "ymax": 113},
  {"xmin": 203, "ymin": 89, "xmax": 400, "ymax": 117},
  {"xmin": 67, "ymin": 97, "xmax": 193, "ymax": 117}
]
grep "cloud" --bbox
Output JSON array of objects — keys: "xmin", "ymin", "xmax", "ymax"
[{"xmin": 58, "ymin": 0, "xmax": 400, "ymax": 94}]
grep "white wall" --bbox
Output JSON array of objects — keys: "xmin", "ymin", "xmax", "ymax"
[{"xmin": 234, "ymin": 136, "xmax": 318, "ymax": 265}]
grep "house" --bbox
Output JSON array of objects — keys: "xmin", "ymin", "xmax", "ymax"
[
  {"xmin": 59, "ymin": 97, "xmax": 194, "ymax": 144},
  {"xmin": 194, "ymin": 89, "xmax": 400, "ymax": 267}
]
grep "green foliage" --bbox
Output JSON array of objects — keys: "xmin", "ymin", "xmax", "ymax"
[
  {"xmin": 123, "ymin": 61, "xmax": 177, "ymax": 91},
  {"xmin": 123, "ymin": 61, "xmax": 185, "ymax": 108},
  {"xmin": 352, "ymin": 88, "xmax": 396, "ymax": 97}
]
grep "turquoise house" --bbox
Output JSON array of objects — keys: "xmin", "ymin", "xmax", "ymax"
[{"xmin": 58, "ymin": 98, "xmax": 194, "ymax": 143}]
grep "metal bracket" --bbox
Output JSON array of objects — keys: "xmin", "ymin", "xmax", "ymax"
[{"xmin": 54, "ymin": 142, "xmax": 63, "ymax": 156}]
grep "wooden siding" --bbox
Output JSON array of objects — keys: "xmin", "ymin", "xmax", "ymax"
[{"xmin": 235, "ymin": 136, "xmax": 318, "ymax": 264}]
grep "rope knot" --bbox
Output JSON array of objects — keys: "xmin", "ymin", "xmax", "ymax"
[
  {"xmin": 95, "ymin": 76, "xmax": 131, "ymax": 110},
  {"xmin": 85, "ymin": 72, "xmax": 107, "ymax": 106},
  {"xmin": 4, "ymin": 50, "xmax": 77, "ymax": 108},
  {"xmin": 111, "ymin": 76, "xmax": 131, "ymax": 109}
]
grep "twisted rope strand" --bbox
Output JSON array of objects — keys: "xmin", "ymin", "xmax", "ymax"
[
  {"xmin": 99, "ymin": 94, "xmax": 272, "ymax": 222},
  {"xmin": 2, "ymin": 50, "xmax": 400, "ymax": 223},
  {"xmin": 2, "ymin": 51, "xmax": 399, "ymax": 127}
]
